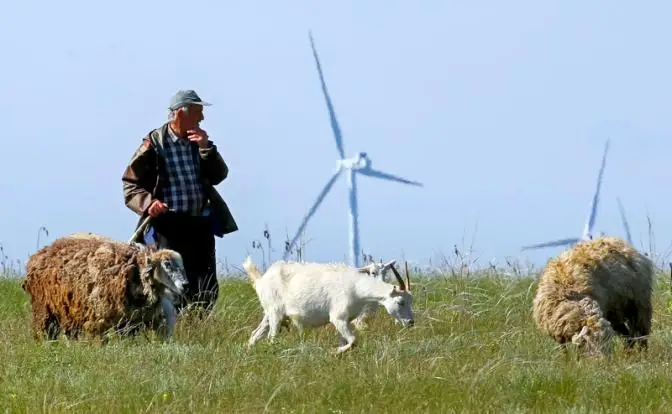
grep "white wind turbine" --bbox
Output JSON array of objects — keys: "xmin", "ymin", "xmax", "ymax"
[
  {"xmin": 521, "ymin": 138, "xmax": 621, "ymax": 251},
  {"xmin": 283, "ymin": 32, "xmax": 424, "ymax": 267},
  {"xmin": 589, "ymin": 197, "xmax": 634, "ymax": 245}
]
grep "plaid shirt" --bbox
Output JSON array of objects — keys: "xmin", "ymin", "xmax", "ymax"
[{"xmin": 161, "ymin": 127, "xmax": 204, "ymax": 215}]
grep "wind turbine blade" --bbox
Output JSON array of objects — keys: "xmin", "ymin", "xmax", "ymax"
[
  {"xmin": 283, "ymin": 169, "xmax": 343, "ymax": 260},
  {"xmin": 358, "ymin": 168, "xmax": 423, "ymax": 187},
  {"xmin": 582, "ymin": 138, "xmax": 610, "ymax": 240},
  {"xmin": 521, "ymin": 237, "xmax": 581, "ymax": 251},
  {"xmin": 309, "ymin": 31, "xmax": 346, "ymax": 160},
  {"xmin": 616, "ymin": 197, "xmax": 633, "ymax": 245}
]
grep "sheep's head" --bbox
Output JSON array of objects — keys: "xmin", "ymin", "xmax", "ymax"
[
  {"xmin": 571, "ymin": 316, "xmax": 615, "ymax": 357},
  {"xmin": 141, "ymin": 249, "xmax": 188, "ymax": 302},
  {"xmin": 379, "ymin": 264, "xmax": 414, "ymax": 327}
]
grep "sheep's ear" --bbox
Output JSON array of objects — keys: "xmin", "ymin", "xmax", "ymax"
[
  {"xmin": 572, "ymin": 326, "xmax": 590, "ymax": 345},
  {"xmin": 143, "ymin": 256, "xmax": 156, "ymax": 276},
  {"xmin": 173, "ymin": 253, "xmax": 185, "ymax": 269}
]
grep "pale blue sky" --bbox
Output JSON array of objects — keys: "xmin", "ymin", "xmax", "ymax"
[{"xmin": 2, "ymin": 1, "xmax": 672, "ymax": 272}]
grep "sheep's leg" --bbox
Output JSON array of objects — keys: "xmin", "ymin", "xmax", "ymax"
[
  {"xmin": 160, "ymin": 297, "xmax": 177, "ymax": 340},
  {"xmin": 636, "ymin": 327, "xmax": 650, "ymax": 351},
  {"xmin": 628, "ymin": 301, "xmax": 652, "ymax": 351},
  {"xmin": 329, "ymin": 316, "xmax": 356, "ymax": 354},
  {"xmin": 42, "ymin": 308, "xmax": 60, "ymax": 341},
  {"xmin": 31, "ymin": 305, "xmax": 49, "ymax": 340},
  {"xmin": 30, "ymin": 302, "xmax": 59, "ymax": 341},
  {"xmin": 610, "ymin": 320, "xmax": 630, "ymax": 344},
  {"xmin": 248, "ymin": 314, "xmax": 270, "ymax": 349}
]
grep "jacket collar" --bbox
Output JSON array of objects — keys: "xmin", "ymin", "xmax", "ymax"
[{"xmin": 166, "ymin": 123, "xmax": 189, "ymax": 145}]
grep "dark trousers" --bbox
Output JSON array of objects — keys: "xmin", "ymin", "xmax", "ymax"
[{"xmin": 150, "ymin": 212, "xmax": 219, "ymax": 313}]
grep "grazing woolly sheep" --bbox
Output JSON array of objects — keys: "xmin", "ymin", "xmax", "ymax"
[
  {"xmin": 243, "ymin": 256, "xmax": 414, "ymax": 354},
  {"xmin": 21, "ymin": 234, "xmax": 188, "ymax": 341},
  {"xmin": 532, "ymin": 236, "xmax": 653, "ymax": 357}
]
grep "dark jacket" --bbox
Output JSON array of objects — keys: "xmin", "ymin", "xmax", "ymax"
[{"xmin": 121, "ymin": 122, "xmax": 238, "ymax": 243}]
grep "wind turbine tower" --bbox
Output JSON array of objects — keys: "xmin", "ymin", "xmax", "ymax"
[
  {"xmin": 521, "ymin": 138, "xmax": 633, "ymax": 251},
  {"xmin": 283, "ymin": 32, "xmax": 424, "ymax": 268}
]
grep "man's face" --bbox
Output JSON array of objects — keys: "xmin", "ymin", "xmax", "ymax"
[{"xmin": 178, "ymin": 104, "xmax": 204, "ymax": 130}]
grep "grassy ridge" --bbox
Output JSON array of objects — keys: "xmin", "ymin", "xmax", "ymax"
[{"xmin": 2, "ymin": 272, "xmax": 672, "ymax": 412}]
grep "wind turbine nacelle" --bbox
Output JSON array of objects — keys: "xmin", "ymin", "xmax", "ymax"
[
  {"xmin": 353, "ymin": 152, "xmax": 370, "ymax": 169},
  {"xmin": 339, "ymin": 153, "xmax": 370, "ymax": 170}
]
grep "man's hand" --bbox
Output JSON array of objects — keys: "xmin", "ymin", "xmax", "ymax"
[
  {"xmin": 187, "ymin": 126, "xmax": 210, "ymax": 148},
  {"xmin": 147, "ymin": 200, "xmax": 168, "ymax": 217}
]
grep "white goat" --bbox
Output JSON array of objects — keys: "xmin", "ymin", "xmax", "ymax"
[
  {"xmin": 243, "ymin": 256, "xmax": 414, "ymax": 354},
  {"xmin": 272, "ymin": 259, "xmax": 398, "ymax": 333}
]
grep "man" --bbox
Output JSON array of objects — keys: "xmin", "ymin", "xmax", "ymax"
[{"xmin": 121, "ymin": 89, "xmax": 238, "ymax": 314}]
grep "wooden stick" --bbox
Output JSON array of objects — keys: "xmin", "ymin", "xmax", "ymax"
[{"xmin": 128, "ymin": 216, "xmax": 152, "ymax": 244}]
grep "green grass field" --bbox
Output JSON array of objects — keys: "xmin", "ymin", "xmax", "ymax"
[{"xmin": 3, "ymin": 269, "xmax": 672, "ymax": 413}]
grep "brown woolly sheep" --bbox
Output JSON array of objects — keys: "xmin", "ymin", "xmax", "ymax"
[
  {"xmin": 21, "ymin": 233, "xmax": 188, "ymax": 341},
  {"xmin": 532, "ymin": 236, "xmax": 653, "ymax": 357}
]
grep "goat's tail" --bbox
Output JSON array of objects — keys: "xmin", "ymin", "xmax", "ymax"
[{"xmin": 243, "ymin": 255, "xmax": 262, "ymax": 283}]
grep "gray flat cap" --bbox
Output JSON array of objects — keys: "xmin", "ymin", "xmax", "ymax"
[{"xmin": 168, "ymin": 89, "xmax": 212, "ymax": 111}]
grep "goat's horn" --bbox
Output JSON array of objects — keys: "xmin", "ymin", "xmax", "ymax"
[
  {"xmin": 404, "ymin": 261, "xmax": 411, "ymax": 291},
  {"xmin": 389, "ymin": 264, "xmax": 406, "ymax": 291}
]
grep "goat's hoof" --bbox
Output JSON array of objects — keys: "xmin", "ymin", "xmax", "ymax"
[
  {"xmin": 329, "ymin": 347, "xmax": 343, "ymax": 355},
  {"xmin": 330, "ymin": 344, "xmax": 354, "ymax": 355}
]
